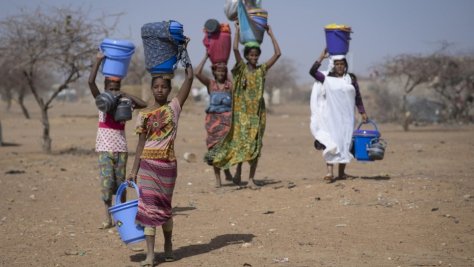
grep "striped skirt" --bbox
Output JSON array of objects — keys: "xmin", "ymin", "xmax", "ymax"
[{"xmin": 135, "ymin": 159, "xmax": 177, "ymax": 227}]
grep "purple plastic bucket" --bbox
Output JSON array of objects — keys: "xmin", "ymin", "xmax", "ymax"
[{"xmin": 325, "ymin": 29, "xmax": 351, "ymax": 55}]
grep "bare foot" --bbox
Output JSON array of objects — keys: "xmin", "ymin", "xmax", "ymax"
[
  {"xmin": 232, "ymin": 175, "xmax": 241, "ymax": 186},
  {"xmin": 251, "ymin": 179, "xmax": 264, "ymax": 187},
  {"xmin": 164, "ymin": 241, "xmax": 174, "ymax": 262},
  {"xmin": 215, "ymin": 178, "xmax": 222, "ymax": 188},
  {"xmin": 224, "ymin": 172, "xmax": 233, "ymax": 181}
]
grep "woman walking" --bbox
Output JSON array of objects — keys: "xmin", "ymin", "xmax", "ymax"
[
  {"xmin": 205, "ymin": 23, "xmax": 281, "ymax": 186},
  {"xmin": 309, "ymin": 48, "xmax": 368, "ymax": 183}
]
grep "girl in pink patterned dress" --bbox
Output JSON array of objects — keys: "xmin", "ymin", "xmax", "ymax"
[
  {"xmin": 128, "ymin": 51, "xmax": 193, "ymax": 266},
  {"xmin": 88, "ymin": 52, "xmax": 147, "ymax": 229}
]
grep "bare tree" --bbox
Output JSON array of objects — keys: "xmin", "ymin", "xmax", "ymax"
[
  {"xmin": 428, "ymin": 55, "xmax": 474, "ymax": 122},
  {"xmin": 265, "ymin": 57, "xmax": 297, "ymax": 108},
  {"xmin": 0, "ymin": 7, "xmax": 119, "ymax": 152},
  {"xmin": 377, "ymin": 54, "xmax": 436, "ymax": 130}
]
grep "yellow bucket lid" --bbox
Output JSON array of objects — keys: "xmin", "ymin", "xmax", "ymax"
[{"xmin": 325, "ymin": 23, "xmax": 352, "ymax": 32}]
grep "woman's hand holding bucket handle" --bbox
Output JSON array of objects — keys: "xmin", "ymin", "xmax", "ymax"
[{"xmin": 127, "ymin": 172, "xmax": 137, "ymax": 184}]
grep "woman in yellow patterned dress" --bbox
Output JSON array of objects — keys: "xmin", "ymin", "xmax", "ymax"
[{"xmin": 205, "ymin": 23, "xmax": 281, "ymax": 186}]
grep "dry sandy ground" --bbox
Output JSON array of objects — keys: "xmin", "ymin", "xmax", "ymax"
[{"xmin": 1, "ymin": 99, "xmax": 473, "ymax": 267}]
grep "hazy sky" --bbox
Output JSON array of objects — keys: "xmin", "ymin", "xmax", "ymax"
[{"xmin": 1, "ymin": 0, "xmax": 473, "ymax": 82}]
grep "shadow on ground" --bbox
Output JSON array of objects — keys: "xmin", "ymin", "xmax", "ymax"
[
  {"xmin": 130, "ymin": 233, "xmax": 256, "ymax": 264},
  {"xmin": 360, "ymin": 175, "xmax": 391, "ymax": 180}
]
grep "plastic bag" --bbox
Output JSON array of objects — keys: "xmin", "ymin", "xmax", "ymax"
[
  {"xmin": 244, "ymin": 0, "xmax": 262, "ymax": 9},
  {"xmin": 238, "ymin": 0, "xmax": 264, "ymax": 44},
  {"xmin": 224, "ymin": 0, "xmax": 239, "ymax": 21}
]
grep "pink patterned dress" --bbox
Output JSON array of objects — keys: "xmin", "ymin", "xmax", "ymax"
[{"xmin": 134, "ymin": 98, "xmax": 181, "ymax": 227}]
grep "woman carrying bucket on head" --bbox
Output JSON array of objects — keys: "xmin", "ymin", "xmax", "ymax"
[
  {"xmin": 205, "ymin": 22, "xmax": 281, "ymax": 187},
  {"xmin": 128, "ymin": 37, "xmax": 193, "ymax": 266},
  {"xmin": 309, "ymin": 45, "xmax": 368, "ymax": 183},
  {"xmin": 88, "ymin": 51, "xmax": 147, "ymax": 230},
  {"xmin": 197, "ymin": 20, "xmax": 234, "ymax": 188}
]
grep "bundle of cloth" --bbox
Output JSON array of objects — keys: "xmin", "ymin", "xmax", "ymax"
[
  {"xmin": 203, "ymin": 19, "xmax": 232, "ymax": 65},
  {"xmin": 225, "ymin": 0, "xmax": 268, "ymax": 46},
  {"xmin": 141, "ymin": 20, "xmax": 190, "ymax": 78}
]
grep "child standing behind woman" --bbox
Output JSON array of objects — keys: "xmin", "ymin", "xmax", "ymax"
[
  {"xmin": 128, "ymin": 42, "xmax": 193, "ymax": 267},
  {"xmin": 196, "ymin": 53, "xmax": 233, "ymax": 187},
  {"xmin": 206, "ymin": 23, "xmax": 281, "ymax": 187},
  {"xmin": 88, "ymin": 52, "xmax": 147, "ymax": 230}
]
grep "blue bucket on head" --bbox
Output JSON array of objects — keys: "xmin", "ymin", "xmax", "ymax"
[
  {"xmin": 352, "ymin": 120, "xmax": 381, "ymax": 161},
  {"xmin": 100, "ymin": 38, "xmax": 135, "ymax": 78},
  {"xmin": 325, "ymin": 29, "xmax": 351, "ymax": 55},
  {"xmin": 169, "ymin": 20, "xmax": 185, "ymax": 44},
  {"xmin": 149, "ymin": 55, "xmax": 178, "ymax": 74},
  {"xmin": 108, "ymin": 181, "xmax": 145, "ymax": 244}
]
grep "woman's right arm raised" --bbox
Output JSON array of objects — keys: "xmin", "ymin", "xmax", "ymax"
[
  {"xmin": 195, "ymin": 53, "xmax": 211, "ymax": 89},
  {"xmin": 88, "ymin": 52, "xmax": 104, "ymax": 99}
]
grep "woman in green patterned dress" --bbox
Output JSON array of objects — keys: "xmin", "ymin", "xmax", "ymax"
[{"xmin": 205, "ymin": 23, "xmax": 281, "ymax": 186}]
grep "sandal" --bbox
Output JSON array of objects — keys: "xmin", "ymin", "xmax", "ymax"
[
  {"xmin": 164, "ymin": 246, "xmax": 175, "ymax": 262},
  {"xmin": 323, "ymin": 174, "xmax": 335, "ymax": 184},
  {"xmin": 164, "ymin": 253, "xmax": 175, "ymax": 262},
  {"xmin": 139, "ymin": 259, "xmax": 155, "ymax": 267},
  {"xmin": 98, "ymin": 221, "xmax": 114, "ymax": 230}
]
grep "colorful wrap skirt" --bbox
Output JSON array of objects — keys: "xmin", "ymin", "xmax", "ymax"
[
  {"xmin": 135, "ymin": 159, "xmax": 177, "ymax": 227},
  {"xmin": 205, "ymin": 111, "xmax": 232, "ymax": 149}
]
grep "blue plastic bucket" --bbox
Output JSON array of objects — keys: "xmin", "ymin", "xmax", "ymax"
[
  {"xmin": 325, "ymin": 30, "xmax": 351, "ymax": 55},
  {"xmin": 169, "ymin": 21, "xmax": 185, "ymax": 44},
  {"xmin": 149, "ymin": 55, "xmax": 177, "ymax": 74},
  {"xmin": 352, "ymin": 120, "xmax": 381, "ymax": 161},
  {"xmin": 108, "ymin": 181, "xmax": 145, "ymax": 244},
  {"xmin": 100, "ymin": 39, "xmax": 135, "ymax": 78}
]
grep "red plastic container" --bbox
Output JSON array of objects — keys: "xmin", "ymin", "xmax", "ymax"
[{"xmin": 203, "ymin": 23, "xmax": 232, "ymax": 64}]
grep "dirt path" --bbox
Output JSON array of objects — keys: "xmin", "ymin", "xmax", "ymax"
[{"xmin": 1, "ymin": 100, "xmax": 473, "ymax": 266}]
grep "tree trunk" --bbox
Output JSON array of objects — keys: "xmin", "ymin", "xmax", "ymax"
[
  {"xmin": 41, "ymin": 107, "xmax": 52, "ymax": 153},
  {"xmin": 401, "ymin": 94, "xmax": 410, "ymax": 131},
  {"xmin": 18, "ymin": 94, "xmax": 30, "ymax": 119},
  {"xmin": 0, "ymin": 121, "xmax": 3, "ymax": 146},
  {"xmin": 6, "ymin": 99, "xmax": 12, "ymax": 111}
]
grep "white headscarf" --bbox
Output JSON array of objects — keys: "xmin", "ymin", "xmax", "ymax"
[{"xmin": 326, "ymin": 55, "xmax": 346, "ymax": 74}]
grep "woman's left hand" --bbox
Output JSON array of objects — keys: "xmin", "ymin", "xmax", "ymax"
[{"xmin": 361, "ymin": 113, "xmax": 368, "ymax": 123}]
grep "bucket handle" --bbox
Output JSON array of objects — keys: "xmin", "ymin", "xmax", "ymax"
[
  {"xmin": 115, "ymin": 181, "xmax": 140, "ymax": 206},
  {"xmin": 99, "ymin": 45, "xmax": 135, "ymax": 60},
  {"xmin": 356, "ymin": 119, "xmax": 379, "ymax": 132}
]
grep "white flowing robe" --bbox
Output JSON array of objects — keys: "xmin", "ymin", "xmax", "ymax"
[{"xmin": 310, "ymin": 74, "xmax": 356, "ymax": 164}]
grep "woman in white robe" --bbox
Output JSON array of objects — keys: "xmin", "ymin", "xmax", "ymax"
[{"xmin": 309, "ymin": 48, "xmax": 368, "ymax": 183}]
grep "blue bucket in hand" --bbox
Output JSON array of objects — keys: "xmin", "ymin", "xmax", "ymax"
[
  {"xmin": 108, "ymin": 181, "xmax": 145, "ymax": 244},
  {"xmin": 325, "ymin": 29, "xmax": 351, "ymax": 55},
  {"xmin": 149, "ymin": 55, "xmax": 178, "ymax": 74},
  {"xmin": 100, "ymin": 38, "xmax": 135, "ymax": 78},
  {"xmin": 352, "ymin": 120, "xmax": 381, "ymax": 161}
]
